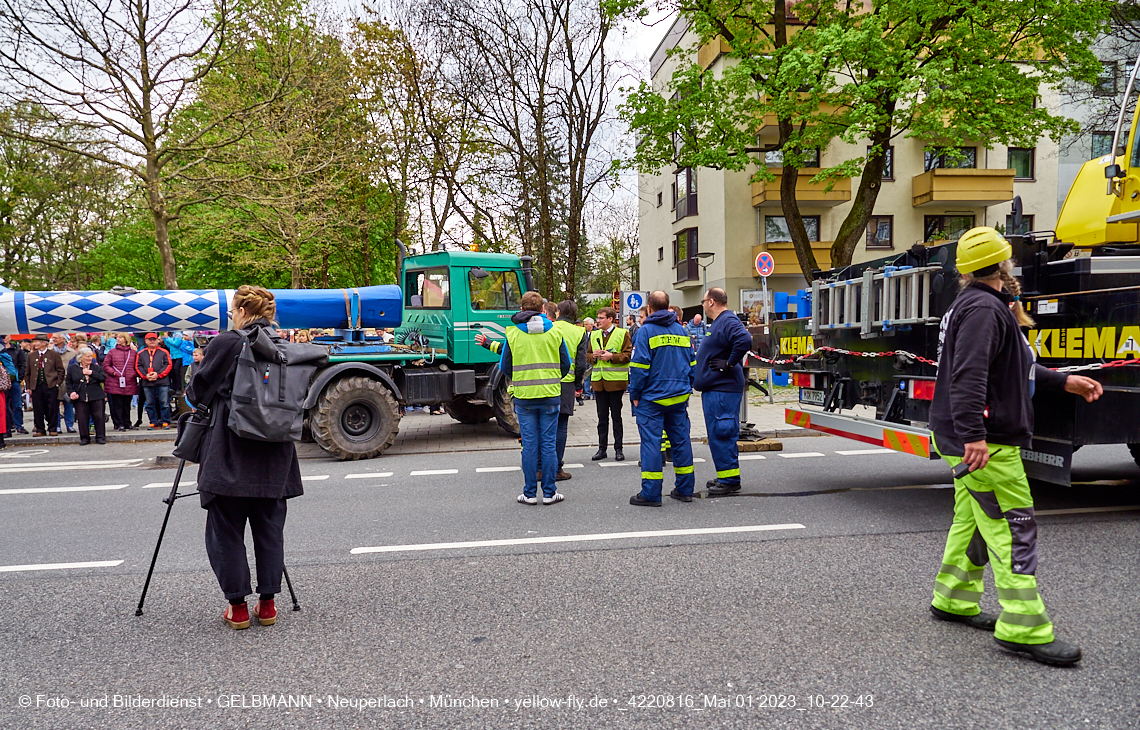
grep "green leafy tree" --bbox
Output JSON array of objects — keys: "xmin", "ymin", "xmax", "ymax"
[{"xmin": 620, "ymin": 0, "xmax": 1109, "ymax": 279}]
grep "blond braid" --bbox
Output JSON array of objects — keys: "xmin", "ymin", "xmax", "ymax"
[{"xmin": 1000, "ymin": 271, "xmax": 1035, "ymax": 328}]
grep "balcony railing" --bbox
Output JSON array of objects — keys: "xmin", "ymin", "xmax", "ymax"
[
  {"xmin": 911, "ymin": 168, "xmax": 1015, "ymax": 207},
  {"xmin": 752, "ymin": 241, "xmax": 834, "ymax": 276},
  {"xmin": 674, "ymin": 257, "xmax": 700, "ymax": 284},
  {"xmin": 751, "ymin": 170, "xmax": 850, "ymax": 208},
  {"xmin": 675, "ymin": 193, "xmax": 698, "ymax": 221}
]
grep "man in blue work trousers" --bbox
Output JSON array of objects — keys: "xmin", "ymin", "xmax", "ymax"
[
  {"xmin": 694, "ymin": 287, "xmax": 754, "ymax": 496},
  {"xmin": 627, "ymin": 291, "xmax": 696, "ymax": 506}
]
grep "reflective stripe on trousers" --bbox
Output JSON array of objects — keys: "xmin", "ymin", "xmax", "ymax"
[
  {"xmin": 931, "ymin": 439, "xmax": 1054, "ymax": 644},
  {"xmin": 702, "ymin": 389, "xmax": 742, "ymax": 484}
]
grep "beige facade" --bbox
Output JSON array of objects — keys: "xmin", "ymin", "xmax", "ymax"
[{"xmin": 638, "ymin": 18, "xmax": 1062, "ymax": 317}]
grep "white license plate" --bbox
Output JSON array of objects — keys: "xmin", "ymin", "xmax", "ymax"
[{"xmin": 799, "ymin": 388, "xmax": 826, "ymax": 405}]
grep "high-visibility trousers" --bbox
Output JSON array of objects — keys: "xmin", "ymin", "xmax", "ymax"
[
  {"xmin": 932, "ymin": 440, "xmax": 1055, "ymax": 644},
  {"xmin": 702, "ymin": 389, "xmax": 742, "ymax": 485},
  {"xmin": 635, "ymin": 399, "xmax": 694, "ymax": 500}
]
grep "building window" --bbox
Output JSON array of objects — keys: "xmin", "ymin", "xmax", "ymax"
[
  {"xmin": 657, "ymin": 246, "xmax": 664, "ymax": 261},
  {"xmin": 924, "ymin": 215, "xmax": 975, "ymax": 242},
  {"xmin": 1005, "ymin": 214, "xmax": 1034, "ymax": 236},
  {"xmin": 866, "ymin": 216, "xmax": 893, "ymax": 249},
  {"xmin": 867, "ymin": 146, "xmax": 893, "ymax": 180},
  {"xmin": 924, "ymin": 147, "xmax": 977, "ymax": 171},
  {"xmin": 765, "ymin": 215, "xmax": 820, "ymax": 242},
  {"xmin": 670, "ymin": 181, "xmax": 677, "ymax": 210},
  {"xmin": 765, "ymin": 147, "xmax": 821, "ymax": 168},
  {"xmin": 673, "ymin": 228, "xmax": 698, "ymax": 265},
  {"xmin": 656, "ymin": 191, "xmax": 663, "ymax": 207},
  {"xmin": 1092, "ymin": 132, "xmax": 1117, "ymax": 158},
  {"xmin": 1096, "ymin": 62, "xmax": 1116, "ymax": 95},
  {"xmin": 675, "ymin": 167, "xmax": 697, "ymax": 220},
  {"xmin": 1008, "ymin": 148, "xmax": 1034, "ymax": 180}
]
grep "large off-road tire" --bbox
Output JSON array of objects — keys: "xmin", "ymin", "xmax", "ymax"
[
  {"xmin": 1130, "ymin": 443, "xmax": 1140, "ymax": 470},
  {"xmin": 492, "ymin": 378, "xmax": 519, "ymax": 437},
  {"xmin": 443, "ymin": 396, "xmax": 494, "ymax": 424},
  {"xmin": 310, "ymin": 376, "xmax": 401, "ymax": 460}
]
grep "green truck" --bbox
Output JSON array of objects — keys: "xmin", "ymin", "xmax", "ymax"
[{"xmin": 302, "ymin": 248, "xmax": 534, "ymax": 460}]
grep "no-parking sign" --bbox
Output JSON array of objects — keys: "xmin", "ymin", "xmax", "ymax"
[{"xmin": 755, "ymin": 251, "xmax": 775, "ymax": 278}]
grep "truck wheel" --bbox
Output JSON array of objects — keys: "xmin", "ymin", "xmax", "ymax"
[
  {"xmin": 310, "ymin": 376, "xmax": 401, "ymax": 460},
  {"xmin": 1130, "ymin": 443, "xmax": 1140, "ymax": 469},
  {"xmin": 443, "ymin": 397, "xmax": 494, "ymax": 424},
  {"xmin": 493, "ymin": 379, "xmax": 520, "ymax": 437}
]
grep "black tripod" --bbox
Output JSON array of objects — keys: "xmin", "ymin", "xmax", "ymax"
[{"xmin": 135, "ymin": 457, "xmax": 301, "ymax": 616}]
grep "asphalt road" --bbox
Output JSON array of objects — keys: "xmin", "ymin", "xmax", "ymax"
[{"xmin": 1, "ymin": 436, "xmax": 1138, "ymax": 729}]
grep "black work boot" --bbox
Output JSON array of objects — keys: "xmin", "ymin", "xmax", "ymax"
[
  {"xmin": 707, "ymin": 481, "xmax": 742, "ymax": 496},
  {"xmin": 629, "ymin": 494, "xmax": 661, "ymax": 507},
  {"xmin": 591, "ymin": 449, "xmax": 608, "ymax": 461},
  {"xmin": 930, "ymin": 605, "xmax": 998, "ymax": 631},
  {"xmin": 995, "ymin": 638, "xmax": 1082, "ymax": 666}
]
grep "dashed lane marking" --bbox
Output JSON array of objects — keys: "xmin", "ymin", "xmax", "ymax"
[
  {"xmin": 351, "ymin": 523, "xmax": 807, "ymax": 554},
  {"xmin": 597, "ymin": 462, "xmax": 635, "ymax": 468},
  {"xmin": 302, "ymin": 475, "xmax": 329, "ymax": 481},
  {"xmin": 0, "ymin": 560, "xmax": 123, "ymax": 573},
  {"xmin": 778, "ymin": 452, "xmax": 825, "ymax": 459},
  {"xmin": 345, "ymin": 473, "xmax": 394, "ymax": 479},
  {"xmin": 476, "ymin": 467, "xmax": 520, "ymax": 473},
  {"xmin": 409, "ymin": 469, "xmax": 459, "ymax": 476},
  {"xmin": 835, "ymin": 449, "xmax": 896, "ymax": 456},
  {"xmin": 739, "ymin": 454, "xmax": 767, "ymax": 460},
  {"xmin": 0, "ymin": 484, "xmax": 129, "ymax": 495},
  {"xmin": 142, "ymin": 482, "xmax": 196, "ymax": 489},
  {"xmin": 0, "ymin": 459, "xmax": 143, "ymax": 474},
  {"xmin": 563, "ymin": 464, "xmax": 584, "ymax": 469}
]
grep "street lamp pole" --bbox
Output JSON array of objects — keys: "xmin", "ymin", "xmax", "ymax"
[{"xmin": 694, "ymin": 251, "xmax": 715, "ymax": 295}]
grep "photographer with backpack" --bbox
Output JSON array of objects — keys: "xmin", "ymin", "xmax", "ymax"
[{"xmin": 186, "ymin": 286, "xmax": 306, "ymax": 630}]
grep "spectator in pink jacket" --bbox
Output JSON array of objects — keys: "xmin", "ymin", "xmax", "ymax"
[{"xmin": 103, "ymin": 333, "xmax": 139, "ymax": 432}]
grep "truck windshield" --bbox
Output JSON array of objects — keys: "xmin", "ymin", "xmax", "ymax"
[
  {"xmin": 407, "ymin": 268, "xmax": 450, "ymax": 308},
  {"xmin": 469, "ymin": 269, "xmax": 521, "ymax": 311}
]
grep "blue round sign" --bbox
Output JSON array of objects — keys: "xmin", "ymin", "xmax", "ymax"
[
  {"xmin": 625, "ymin": 293, "xmax": 643, "ymax": 310},
  {"xmin": 755, "ymin": 251, "xmax": 775, "ymax": 278}
]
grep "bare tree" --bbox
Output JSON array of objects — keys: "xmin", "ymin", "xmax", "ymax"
[{"xmin": 0, "ymin": 0, "xmax": 291, "ymax": 288}]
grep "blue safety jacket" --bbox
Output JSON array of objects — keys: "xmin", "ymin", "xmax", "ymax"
[{"xmin": 628, "ymin": 310, "xmax": 695, "ymax": 406}]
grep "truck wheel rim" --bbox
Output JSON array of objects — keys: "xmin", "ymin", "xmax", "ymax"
[{"xmin": 342, "ymin": 402, "xmax": 378, "ymax": 439}]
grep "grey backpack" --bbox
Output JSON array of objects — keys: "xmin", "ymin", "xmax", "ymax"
[{"xmin": 228, "ymin": 327, "xmax": 329, "ymax": 442}]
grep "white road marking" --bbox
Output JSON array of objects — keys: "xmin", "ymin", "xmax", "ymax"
[
  {"xmin": 836, "ymin": 449, "xmax": 896, "ymax": 456},
  {"xmin": 598, "ymin": 462, "xmax": 634, "ymax": 468},
  {"xmin": 0, "ymin": 460, "xmax": 143, "ymax": 474},
  {"xmin": 563, "ymin": 464, "xmax": 584, "ymax": 469},
  {"xmin": 351, "ymin": 523, "xmax": 807, "ymax": 554},
  {"xmin": 409, "ymin": 469, "xmax": 459, "ymax": 476},
  {"xmin": 142, "ymin": 481, "xmax": 196, "ymax": 489},
  {"xmin": 476, "ymin": 467, "xmax": 520, "ymax": 473},
  {"xmin": 778, "ymin": 452, "xmax": 825, "ymax": 459},
  {"xmin": 0, "ymin": 449, "xmax": 50, "ymax": 458},
  {"xmin": 693, "ymin": 458, "xmax": 707, "ymax": 463},
  {"xmin": 302, "ymin": 475, "xmax": 329, "ymax": 481},
  {"xmin": 1038, "ymin": 505, "xmax": 1140, "ymax": 516},
  {"xmin": 739, "ymin": 454, "xmax": 767, "ymax": 460},
  {"xmin": 0, "ymin": 560, "xmax": 123, "ymax": 573},
  {"xmin": 345, "ymin": 473, "xmax": 394, "ymax": 479},
  {"xmin": 0, "ymin": 484, "xmax": 129, "ymax": 495}
]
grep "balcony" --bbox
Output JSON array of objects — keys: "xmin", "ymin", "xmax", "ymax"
[
  {"xmin": 756, "ymin": 99, "xmax": 842, "ymax": 145},
  {"xmin": 752, "ymin": 169, "xmax": 851, "ymax": 208},
  {"xmin": 674, "ymin": 257, "xmax": 702, "ymax": 288},
  {"xmin": 753, "ymin": 241, "xmax": 833, "ymax": 277},
  {"xmin": 911, "ymin": 168, "xmax": 1015, "ymax": 207},
  {"xmin": 698, "ymin": 37, "xmax": 731, "ymax": 69}
]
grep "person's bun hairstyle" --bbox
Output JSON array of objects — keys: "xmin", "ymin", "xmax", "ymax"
[{"xmin": 232, "ymin": 285, "xmax": 277, "ymax": 324}]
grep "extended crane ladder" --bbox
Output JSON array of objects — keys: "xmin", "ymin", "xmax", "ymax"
[{"xmin": 812, "ymin": 265, "xmax": 943, "ymax": 338}]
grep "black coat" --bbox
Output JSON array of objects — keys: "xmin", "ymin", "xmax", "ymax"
[
  {"xmin": 186, "ymin": 320, "xmax": 303, "ymax": 505},
  {"xmin": 65, "ymin": 361, "xmax": 106, "ymax": 402}
]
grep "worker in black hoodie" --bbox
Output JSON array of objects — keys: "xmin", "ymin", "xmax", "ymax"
[{"xmin": 928, "ymin": 227, "xmax": 1101, "ymax": 667}]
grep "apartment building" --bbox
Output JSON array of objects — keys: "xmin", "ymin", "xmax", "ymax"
[{"xmin": 638, "ymin": 16, "xmax": 1065, "ymax": 319}]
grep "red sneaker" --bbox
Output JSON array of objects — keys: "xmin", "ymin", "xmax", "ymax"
[
  {"xmin": 254, "ymin": 599, "xmax": 277, "ymax": 626},
  {"xmin": 223, "ymin": 603, "xmax": 250, "ymax": 630}
]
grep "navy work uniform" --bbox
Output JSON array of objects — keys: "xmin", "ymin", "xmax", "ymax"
[{"xmin": 693, "ymin": 309, "xmax": 753, "ymax": 492}]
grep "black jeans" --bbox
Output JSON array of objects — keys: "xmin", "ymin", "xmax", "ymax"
[
  {"xmin": 204, "ymin": 495, "xmax": 287, "ymax": 602},
  {"xmin": 74, "ymin": 399, "xmax": 106, "ymax": 443},
  {"xmin": 30, "ymin": 383, "xmax": 57, "ymax": 434},
  {"xmin": 594, "ymin": 388, "xmax": 625, "ymax": 450},
  {"xmin": 169, "ymin": 360, "xmax": 183, "ymax": 394},
  {"xmin": 108, "ymin": 394, "xmax": 132, "ymax": 429}
]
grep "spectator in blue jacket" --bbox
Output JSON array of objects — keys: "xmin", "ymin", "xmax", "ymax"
[
  {"xmin": 627, "ymin": 291, "xmax": 696, "ymax": 506},
  {"xmin": 685, "ymin": 313, "xmax": 710, "ymax": 350},
  {"xmin": 694, "ymin": 287, "xmax": 754, "ymax": 496},
  {"xmin": 164, "ymin": 331, "xmax": 195, "ymax": 396}
]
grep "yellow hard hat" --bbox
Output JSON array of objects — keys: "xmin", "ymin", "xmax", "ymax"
[{"xmin": 956, "ymin": 227, "xmax": 1012, "ymax": 274}]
